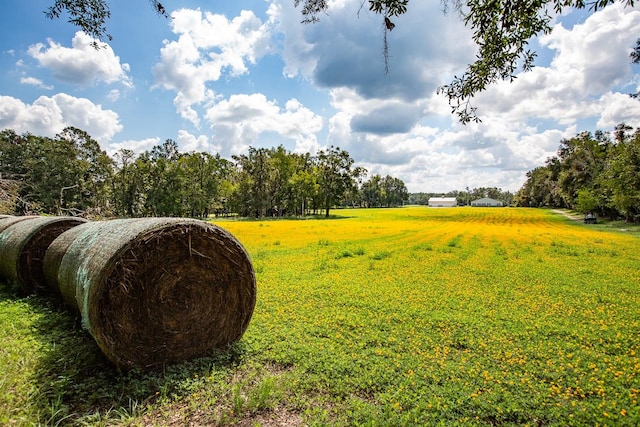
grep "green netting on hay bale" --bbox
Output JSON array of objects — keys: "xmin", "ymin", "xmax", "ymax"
[
  {"xmin": 44, "ymin": 218, "xmax": 256, "ymax": 370},
  {"xmin": 43, "ymin": 223, "xmax": 89, "ymax": 308},
  {"xmin": 0, "ymin": 216, "xmax": 87, "ymax": 294},
  {"xmin": 0, "ymin": 216, "xmax": 39, "ymax": 286},
  {"xmin": 0, "ymin": 215, "xmax": 37, "ymax": 232}
]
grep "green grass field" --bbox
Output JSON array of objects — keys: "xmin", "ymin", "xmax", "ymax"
[{"xmin": 1, "ymin": 207, "xmax": 639, "ymax": 426}]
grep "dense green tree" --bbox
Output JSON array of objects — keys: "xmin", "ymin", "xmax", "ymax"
[
  {"xmin": 601, "ymin": 129, "xmax": 640, "ymax": 220},
  {"xmin": 56, "ymin": 127, "xmax": 114, "ymax": 215},
  {"xmin": 555, "ymin": 131, "xmax": 611, "ymax": 209},
  {"xmin": 574, "ymin": 188, "xmax": 601, "ymax": 214},
  {"xmin": 315, "ymin": 146, "xmax": 362, "ymax": 217},
  {"xmin": 142, "ymin": 140, "xmax": 187, "ymax": 216},
  {"xmin": 2, "ymin": 126, "xmax": 411, "ymax": 219},
  {"xmin": 0, "ymin": 127, "xmax": 112, "ymax": 215},
  {"xmin": 268, "ymin": 145, "xmax": 297, "ymax": 216},
  {"xmin": 112, "ymin": 148, "xmax": 142, "ymax": 216},
  {"xmin": 0, "ymin": 129, "xmax": 30, "ymax": 182},
  {"xmin": 289, "ymin": 153, "xmax": 318, "ymax": 215},
  {"xmin": 514, "ymin": 164, "xmax": 563, "ymax": 208},
  {"xmin": 361, "ymin": 174, "xmax": 383, "ymax": 208},
  {"xmin": 516, "ymin": 124, "xmax": 640, "ymax": 220},
  {"xmin": 179, "ymin": 152, "xmax": 233, "ymax": 218},
  {"xmin": 361, "ymin": 174, "xmax": 408, "ymax": 207},
  {"xmin": 231, "ymin": 147, "xmax": 272, "ymax": 218}
]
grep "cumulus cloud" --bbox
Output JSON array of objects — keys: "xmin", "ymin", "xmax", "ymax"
[
  {"xmin": 350, "ymin": 103, "xmax": 422, "ymax": 134},
  {"xmin": 279, "ymin": 1, "xmax": 640, "ymax": 192},
  {"xmin": 107, "ymin": 137, "xmax": 162, "ymax": 157},
  {"xmin": 20, "ymin": 76, "xmax": 53, "ymax": 90},
  {"xmin": 476, "ymin": 2, "xmax": 640, "ymax": 127},
  {"xmin": 0, "ymin": 93, "xmax": 122, "ymax": 143},
  {"xmin": 27, "ymin": 32, "xmax": 132, "ymax": 87},
  {"xmin": 276, "ymin": 0, "xmax": 475, "ymax": 103},
  {"xmin": 152, "ymin": 8, "xmax": 273, "ymax": 125},
  {"xmin": 177, "ymin": 130, "xmax": 221, "ymax": 153},
  {"xmin": 204, "ymin": 93, "xmax": 323, "ymax": 155},
  {"xmin": 107, "ymin": 89, "xmax": 121, "ymax": 102}
]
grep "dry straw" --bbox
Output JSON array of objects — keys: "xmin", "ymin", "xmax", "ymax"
[
  {"xmin": 44, "ymin": 218, "xmax": 256, "ymax": 370},
  {"xmin": 0, "ymin": 216, "xmax": 87, "ymax": 294}
]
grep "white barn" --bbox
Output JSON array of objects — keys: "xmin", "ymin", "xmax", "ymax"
[
  {"xmin": 428, "ymin": 197, "xmax": 457, "ymax": 207},
  {"xmin": 471, "ymin": 197, "xmax": 503, "ymax": 207}
]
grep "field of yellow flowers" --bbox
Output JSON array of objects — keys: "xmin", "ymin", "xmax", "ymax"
[
  {"xmin": 1, "ymin": 207, "xmax": 638, "ymax": 426},
  {"xmin": 215, "ymin": 207, "xmax": 640, "ymax": 425}
]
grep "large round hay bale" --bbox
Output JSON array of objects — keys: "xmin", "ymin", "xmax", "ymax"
[
  {"xmin": 43, "ymin": 224, "xmax": 89, "ymax": 307},
  {"xmin": 44, "ymin": 218, "xmax": 256, "ymax": 370},
  {"xmin": 0, "ymin": 215, "xmax": 37, "ymax": 232},
  {"xmin": 0, "ymin": 216, "xmax": 87, "ymax": 293}
]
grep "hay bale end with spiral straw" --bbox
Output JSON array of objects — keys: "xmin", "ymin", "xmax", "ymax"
[{"xmin": 44, "ymin": 218, "xmax": 256, "ymax": 370}]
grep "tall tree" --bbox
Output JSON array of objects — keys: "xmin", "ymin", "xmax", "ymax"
[
  {"xmin": 602, "ymin": 128, "xmax": 640, "ymax": 220},
  {"xmin": 289, "ymin": 152, "xmax": 318, "ymax": 216},
  {"xmin": 315, "ymin": 146, "xmax": 361, "ymax": 217},
  {"xmin": 179, "ymin": 152, "xmax": 233, "ymax": 218},
  {"xmin": 0, "ymin": 129, "xmax": 30, "ymax": 181},
  {"xmin": 56, "ymin": 127, "xmax": 114, "ymax": 215},
  {"xmin": 268, "ymin": 145, "xmax": 297, "ymax": 217},
  {"xmin": 231, "ymin": 147, "xmax": 272, "ymax": 218},
  {"xmin": 112, "ymin": 148, "xmax": 141, "ymax": 216},
  {"xmin": 361, "ymin": 174, "xmax": 383, "ymax": 208},
  {"xmin": 143, "ymin": 140, "xmax": 186, "ymax": 216}
]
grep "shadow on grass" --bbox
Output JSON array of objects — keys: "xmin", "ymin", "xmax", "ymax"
[{"xmin": 0, "ymin": 287, "xmax": 248, "ymax": 424}]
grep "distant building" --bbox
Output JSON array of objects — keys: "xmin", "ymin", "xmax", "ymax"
[
  {"xmin": 428, "ymin": 197, "xmax": 457, "ymax": 207},
  {"xmin": 471, "ymin": 197, "xmax": 503, "ymax": 207}
]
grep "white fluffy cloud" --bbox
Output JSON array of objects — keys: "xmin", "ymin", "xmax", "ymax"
[
  {"xmin": 204, "ymin": 93, "xmax": 323, "ymax": 155},
  {"xmin": 474, "ymin": 3, "xmax": 640, "ymax": 125},
  {"xmin": 274, "ymin": 1, "xmax": 640, "ymax": 192},
  {"xmin": 19, "ymin": 76, "xmax": 53, "ymax": 90},
  {"xmin": 177, "ymin": 130, "xmax": 221, "ymax": 153},
  {"xmin": 107, "ymin": 137, "xmax": 161, "ymax": 156},
  {"xmin": 152, "ymin": 8, "xmax": 273, "ymax": 125},
  {"xmin": 28, "ymin": 32, "xmax": 132, "ymax": 87},
  {"xmin": 0, "ymin": 93, "xmax": 122, "ymax": 142}
]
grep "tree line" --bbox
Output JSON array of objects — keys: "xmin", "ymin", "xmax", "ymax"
[
  {"xmin": 514, "ymin": 123, "xmax": 640, "ymax": 222},
  {"xmin": 0, "ymin": 127, "xmax": 409, "ymax": 218}
]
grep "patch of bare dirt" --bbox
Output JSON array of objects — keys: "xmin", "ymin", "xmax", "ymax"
[
  {"xmin": 552, "ymin": 209, "xmax": 582, "ymax": 221},
  {"xmin": 137, "ymin": 405, "xmax": 303, "ymax": 427}
]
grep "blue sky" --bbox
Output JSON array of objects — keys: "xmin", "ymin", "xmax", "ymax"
[{"xmin": 2, "ymin": 0, "xmax": 640, "ymax": 192}]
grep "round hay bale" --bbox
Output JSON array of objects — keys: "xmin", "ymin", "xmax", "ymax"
[
  {"xmin": 0, "ymin": 215, "xmax": 37, "ymax": 232},
  {"xmin": 45, "ymin": 218, "xmax": 256, "ymax": 370},
  {"xmin": 43, "ymin": 224, "xmax": 90, "ymax": 307},
  {"xmin": 0, "ymin": 216, "xmax": 87, "ymax": 293}
]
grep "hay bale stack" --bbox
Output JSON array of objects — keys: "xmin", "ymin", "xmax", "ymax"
[
  {"xmin": 44, "ymin": 218, "xmax": 256, "ymax": 370},
  {"xmin": 0, "ymin": 216, "xmax": 87, "ymax": 294}
]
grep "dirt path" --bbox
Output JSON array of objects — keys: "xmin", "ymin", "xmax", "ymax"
[{"xmin": 552, "ymin": 209, "xmax": 582, "ymax": 221}]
